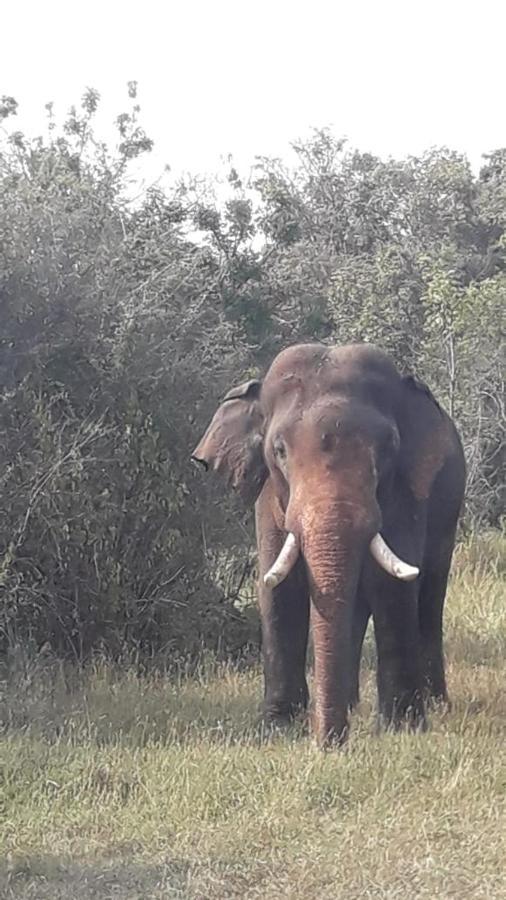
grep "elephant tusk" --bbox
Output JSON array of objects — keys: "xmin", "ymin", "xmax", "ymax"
[
  {"xmin": 264, "ymin": 533, "xmax": 299, "ymax": 588},
  {"xmin": 369, "ymin": 533, "xmax": 419, "ymax": 582}
]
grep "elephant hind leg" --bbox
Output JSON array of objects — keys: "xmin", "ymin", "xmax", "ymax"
[
  {"xmin": 418, "ymin": 549, "xmax": 455, "ymax": 706},
  {"xmin": 419, "ymin": 456, "xmax": 463, "ymax": 706}
]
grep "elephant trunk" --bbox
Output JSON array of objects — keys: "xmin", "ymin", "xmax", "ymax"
[{"xmin": 301, "ymin": 507, "xmax": 364, "ymax": 747}]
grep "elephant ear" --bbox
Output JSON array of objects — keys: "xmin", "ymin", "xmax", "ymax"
[
  {"xmin": 397, "ymin": 375, "xmax": 455, "ymax": 501},
  {"xmin": 191, "ymin": 379, "xmax": 267, "ymax": 504}
]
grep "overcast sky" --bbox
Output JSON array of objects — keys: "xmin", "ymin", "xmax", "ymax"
[{"xmin": 2, "ymin": 0, "xmax": 505, "ymax": 183}]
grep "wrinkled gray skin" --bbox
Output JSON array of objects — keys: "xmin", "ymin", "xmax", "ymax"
[{"xmin": 192, "ymin": 343, "xmax": 466, "ymax": 746}]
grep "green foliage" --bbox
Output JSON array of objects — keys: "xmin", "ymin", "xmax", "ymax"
[
  {"xmin": 0, "ymin": 89, "xmax": 255, "ymax": 659},
  {"xmin": 0, "ymin": 96, "xmax": 504, "ymax": 659}
]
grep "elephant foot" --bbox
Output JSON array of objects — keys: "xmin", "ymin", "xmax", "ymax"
[
  {"xmin": 262, "ymin": 697, "xmax": 308, "ymax": 730},
  {"xmin": 377, "ymin": 693, "xmax": 427, "ymax": 734},
  {"xmin": 377, "ymin": 712, "xmax": 428, "ymax": 735}
]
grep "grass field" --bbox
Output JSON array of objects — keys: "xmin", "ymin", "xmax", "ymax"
[{"xmin": 1, "ymin": 533, "xmax": 505, "ymax": 899}]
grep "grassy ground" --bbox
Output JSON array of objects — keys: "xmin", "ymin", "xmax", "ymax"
[{"xmin": 1, "ymin": 533, "xmax": 505, "ymax": 899}]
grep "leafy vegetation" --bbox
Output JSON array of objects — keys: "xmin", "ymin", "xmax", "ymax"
[
  {"xmin": 0, "ymin": 87, "xmax": 504, "ymax": 659},
  {"xmin": 1, "ymin": 534, "xmax": 505, "ymax": 898}
]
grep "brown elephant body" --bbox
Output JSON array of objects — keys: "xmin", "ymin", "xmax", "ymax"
[{"xmin": 192, "ymin": 343, "xmax": 466, "ymax": 746}]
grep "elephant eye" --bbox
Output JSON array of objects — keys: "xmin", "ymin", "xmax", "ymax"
[{"xmin": 273, "ymin": 439, "xmax": 286, "ymax": 460}]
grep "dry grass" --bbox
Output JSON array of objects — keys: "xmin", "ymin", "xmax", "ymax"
[{"xmin": 1, "ymin": 533, "xmax": 505, "ymax": 899}]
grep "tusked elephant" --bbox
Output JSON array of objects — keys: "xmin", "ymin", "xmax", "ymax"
[{"xmin": 191, "ymin": 343, "xmax": 466, "ymax": 747}]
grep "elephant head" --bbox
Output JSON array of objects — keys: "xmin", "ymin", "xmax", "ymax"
[{"xmin": 192, "ymin": 343, "xmax": 455, "ymax": 744}]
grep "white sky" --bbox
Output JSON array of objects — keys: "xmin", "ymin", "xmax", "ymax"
[{"xmin": 2, "ymin": 0, "xmax": 505, "ymax": 184}]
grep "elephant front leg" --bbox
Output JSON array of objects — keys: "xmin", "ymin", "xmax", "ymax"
[
  {"xmin": 257, "ymin": 522, "xmax": 310, "ymax": 725},
  {"xmin": 372, "ymin": 578, "xmax": 426, "ymax": 731}
]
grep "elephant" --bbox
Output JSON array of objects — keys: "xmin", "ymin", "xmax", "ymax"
[{"xmin": 191, "ymin": 343, "xmax": 466, "ymax": 746}]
